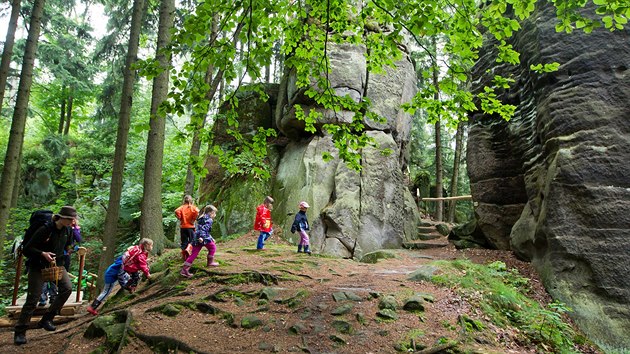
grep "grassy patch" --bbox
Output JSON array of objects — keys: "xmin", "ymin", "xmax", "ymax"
[
  {"xmin": 395, "ymin": 329, "xmax": 425, "ymax": 352},
  {"xmin": 431, "ymin": 259, "xmax": 577, "ymax": 352}
]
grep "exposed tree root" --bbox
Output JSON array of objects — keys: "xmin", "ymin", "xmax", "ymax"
[
  {"xmin": 197, "ymin": 269, "xmax": 279, "ymax": 285},
  {"xmin": 279, "ymin": 269, "xmax": 314, "ymax": 279},
  {"xmin": 416, "ymin": 341, "xmax": 459, "ymax": 354},
  {"xmin": 133, "ymin": 332, "xmax": 209, "ymax": 354},
  {"xmin": 116, "ymin": 309, "xmax": 133, "ymax": 353}
]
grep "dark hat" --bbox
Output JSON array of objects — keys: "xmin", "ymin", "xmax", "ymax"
[{"xmin": 57, "ymin": 206, "xmax": 78, "ymax": 219}]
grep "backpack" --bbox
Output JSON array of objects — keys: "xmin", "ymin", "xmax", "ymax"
[{"xmin": 19, "ymin": 209, "xmax": 54, "ymax": 254}]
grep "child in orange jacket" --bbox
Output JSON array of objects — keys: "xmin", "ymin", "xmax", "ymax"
[
  {"xmin": 175, "ymin": 195, "xmax": 199, "ymax": 260},
  {"xmin": 180, "ymin": 205, "xmax": 219, "ymax": 278}
]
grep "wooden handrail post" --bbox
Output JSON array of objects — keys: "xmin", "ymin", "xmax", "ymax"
[
  {"xmin": 12, "ymin": 253, "xmax": 23, "ymax": 306},
  {"xmin": 75, "ymin": 247, "xmax": 87, "ymax": 302}
]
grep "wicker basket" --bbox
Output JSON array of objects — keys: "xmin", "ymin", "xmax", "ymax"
[{"xmin": 41, "ymin": 262, "xmax": 64, "ymax": 282}]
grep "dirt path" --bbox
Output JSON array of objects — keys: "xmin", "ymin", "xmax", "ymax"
[{"xmin": 0, "ymin": 234, "xmax": 575, "ymax": 353}]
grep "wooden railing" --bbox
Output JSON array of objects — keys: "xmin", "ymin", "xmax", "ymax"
[{"xmin": 420, "ymin": 195, "xmax": 472, "ymax": 201}]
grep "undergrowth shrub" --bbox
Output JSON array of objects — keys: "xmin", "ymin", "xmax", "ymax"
[{"xmin": 431, "ymin": 259, "xmax": 578, "ymax": 352}]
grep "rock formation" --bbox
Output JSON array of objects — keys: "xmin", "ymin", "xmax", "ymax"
[
  {"xmin": 201, "ymin": 42, "xmax": 419, "ymax": 259},
  {"xmin": 273, "ymin": 42, "xmax": 419, "ymax": 259},
  {"xmin": 467, "ymin": 3, "xmax": 630, "ymax": 350}
]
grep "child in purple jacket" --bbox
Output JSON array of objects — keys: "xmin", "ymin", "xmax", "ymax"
[{"xmin": 181, "ymin": 205, "xmax": 219, "ymax": 277}]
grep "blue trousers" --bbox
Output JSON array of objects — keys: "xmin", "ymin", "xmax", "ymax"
[{"xmin": 257, "ymin": 231, "xmax": 272, "ymax": 249}]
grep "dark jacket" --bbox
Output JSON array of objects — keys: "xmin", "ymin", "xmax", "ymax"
[
  {"xmin": 22, "ymin": 222, "xmax": 71, "ymax": 269},
  {"xmin": 291, "ymin": 210, "xmax": 310, "ymax": 233},
  {"xmin": 193, "ymin": 214, "xmax": 214, "ymax": 245}
]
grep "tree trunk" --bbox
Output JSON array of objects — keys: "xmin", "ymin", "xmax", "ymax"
[
  {"xmin": 184, "ymin": 127, "xmax": 204, "ymax": 197},
  {"xmin": 0, "ymin": 0, "xmax": 21, "ymax": 114},
  {"xmin": 0, "ymin": 0, "xmax": 46, "ymax": 259},
  {"xmin": 11, "ymin": 149, "xmax": 22, "ymax": 208},
  {"xmin": 58, "ymin": 87, "xmax": 66, "ymax": 134},
  {"xmin": 140, "ymin": 0, "xmax": 175, "ymax": 254},
  {"xmin": 63, "ymin": 88, "xmax": 74, "ymax": 135},
  {"xmin": 434, "ymin": 120, "xmax": 443, "ymax": 222},
  {"xmin": 98, "ymin": 0, "xmax": 145, "ymax": 287},
  {"xmin": 447, "ymin": 122, "xmax": 464, "ymax": 223},
  {"xmin": 432, "ymin": 37, "xmax": 443, "ymax": 222},
  {"xmin": 184, "ymin": 15, "xmax": 238, "ymax": 197}
]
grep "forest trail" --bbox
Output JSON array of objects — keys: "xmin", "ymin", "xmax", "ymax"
[{"xmin": 0, "ymin": 233, "xmax": 593, "ymax": 353}]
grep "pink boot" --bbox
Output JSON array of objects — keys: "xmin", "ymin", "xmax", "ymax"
[
  {"xmin": 206, "ymin": 255, "xmax": 219, "ymax": 267},
  {"xmin": 180, "ymin": 262, "xmax": 193, "ymax": 278}
]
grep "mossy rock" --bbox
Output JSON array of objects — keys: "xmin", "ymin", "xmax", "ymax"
[
  {"xmin": 195, "ymin": 302, "xmax": 222, "ymax": 315},
  {"xmin": 378, "ymin": 295, "xmax": 399, "ymax": 311},
  {"xmin": 241, "ymin": 315, "xmax": 263, "ymax": 329},
  {"xmin": 332, "ymin": 320, "xmax": 353, "ymax": 334},
  {"xmin": 259, "ymin": 287, "xmax": 280, "ymax": 300},
  {"xmin": 360, "ymin": 250, "xmax": 398, "ymax": 264},
  {"xmin": 407, "ymin": 266, "xmax": 440, "ymax": 282},
  {"xmin": 331, "ymin": 303, "xmax": 354, "ymax": 315},
  {"xmin": 84, "ymin": 314, "xmax": 126, "ymax": 349},
  {"xmin": 329, "ymin": 334, "xmax": 347, "ymax": 345},
  {"xmin": 162, "ymin": 304, "xmax": 181, "ymax": 317},
  {"xmin": 435, "ymin": 223, "xmax": 450, "ymax": 236},
  {"xmin": 377, "ymin": 308, "xmax": 398, "ymax": 320},
  {"xmin": 288, "ymin": 323, "xmax": 308, "ymax": 335},
  {"xmin": 84, "ymin": 315, "xmax": 118, "ymax": 339},
  {"xmin": 403, "ymin": 296, "xmax": 425, "ymax": 312}
]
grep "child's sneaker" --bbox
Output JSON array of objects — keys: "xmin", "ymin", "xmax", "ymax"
[{"xmin": 86, "ymin": 306, "xmax": 98, "ymax": 316}]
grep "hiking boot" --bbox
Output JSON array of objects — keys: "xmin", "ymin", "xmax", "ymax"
[
  {"xmin": 206, "ymin": 256, "xmax": 219, "ymax": 267},
  {"xmin": 37, "ymin": 319, "xmax": 56, "ymax": 331},
  {"xmin": 180, "ymin": 263, "xmax": 193, "ymax": 278},
  {"xmin": 14, "ymin": 333, "xmax": 26, "ymax": 345}
]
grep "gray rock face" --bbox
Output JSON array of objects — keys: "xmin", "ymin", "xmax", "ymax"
[
  {"xmin": 202, "ymin": 43, "xmax": 419, "ymax": 259},
  {"xmin": 273, "ymin": 43, "xmax": 419, "ymax": 259},
  {"xmin": 467, "ymin": 4, "xmax": 630, "ymax": 350}
]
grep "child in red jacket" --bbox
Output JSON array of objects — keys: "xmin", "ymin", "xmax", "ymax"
[
  {"xmin": 254, "ymin": 196, "xmax": 274, "ymax": 250},
  {"xmin": 86, "ymin": 238, "xmax": 153, "ymax": 316},
  {"xmin": 121, "ymin": 238, "xmax": 153, "ymax": 292}
]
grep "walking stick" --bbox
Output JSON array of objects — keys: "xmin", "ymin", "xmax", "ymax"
[
  {"xmin": 76, "ymin": 247, "xmax": 87, "ymax": 302},
  {"xmin": 12, "ymin": 252, "xmax": 23, "ymax": 306}
]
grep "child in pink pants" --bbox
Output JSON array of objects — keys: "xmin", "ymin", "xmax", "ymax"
[{"xmin": 181, "ymin": 205, "xmax": 218, "ymax": 277}]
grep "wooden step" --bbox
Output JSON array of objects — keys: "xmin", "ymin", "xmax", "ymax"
[
  {"xmin": 402, "ymin": 239, "xmax": 450, "ymax": 250},
  {"xmin": 5, "ymin": 291, "xmax": 86, "ymax": 319},
  {"xmin": 416, "ymin": 233, "xmax": 442, "ymax": 241},
  {"xmin": 418, "ymin": 226, "xmax": 437, "ymax": 234}
]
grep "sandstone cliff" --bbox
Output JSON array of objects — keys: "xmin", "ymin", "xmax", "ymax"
[{"xmin": 467, "ymin": 4, "xmax": 630, "ymax": 350}]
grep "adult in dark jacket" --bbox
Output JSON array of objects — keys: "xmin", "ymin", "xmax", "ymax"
[{"xmin": 14, "ymin": 206, "xmax": 77, "ymax": 346}]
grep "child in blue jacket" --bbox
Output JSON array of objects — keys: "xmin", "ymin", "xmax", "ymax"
[{"xmin": 291, "ymin": 201, "xmax": 311, "ymax": 254}]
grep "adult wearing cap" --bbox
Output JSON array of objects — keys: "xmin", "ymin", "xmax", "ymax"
[{"xmin": 14, "ymin": 206, "xmax": 77, "ymax": 345}]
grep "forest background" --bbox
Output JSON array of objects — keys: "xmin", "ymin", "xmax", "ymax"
[{"xmin": 0, "ymin": 0, "xmax": 626, "ymax": 315}]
